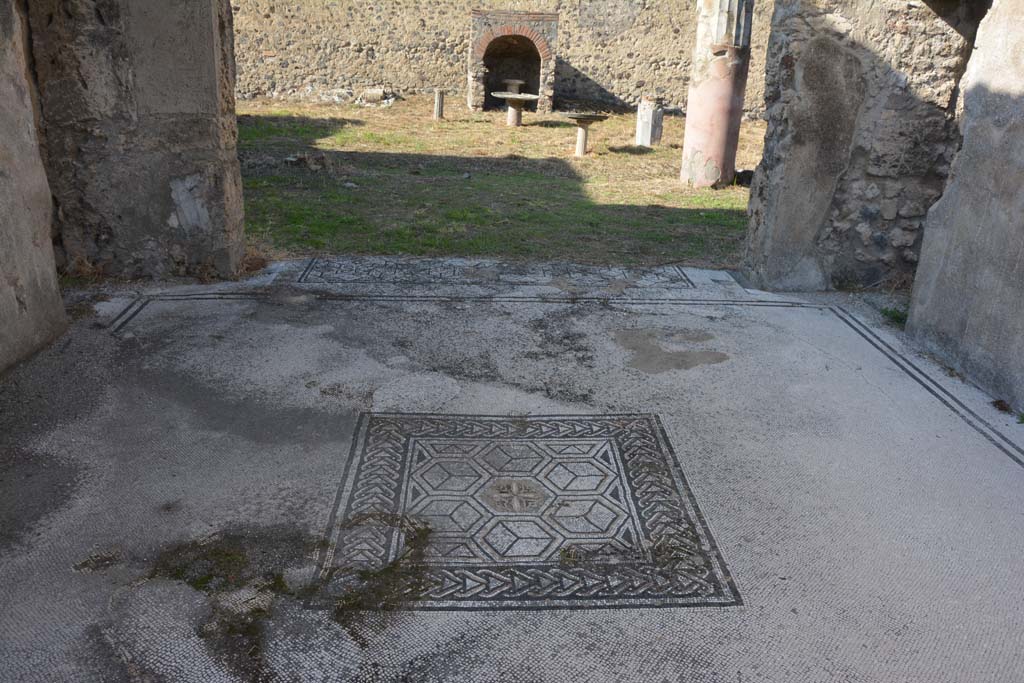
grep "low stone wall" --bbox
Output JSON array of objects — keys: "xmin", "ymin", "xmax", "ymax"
[
  {"xmin": 0, "ymin": 0, "xmax": 65, "ymax": 372},
  {"xmin": 27, "ymin": 0, "xmax": 245, "ymax": 279},
  {"xmin": 909, "ymin": 0, "xmax": 1024, "ymax": 412},
  {"xmin": 743, "ymin": 0, "xmax": 986, "ymax": 290},
  {"xmin": 232, "ymin": 0, "xmax": 774, "ymax": 116}
]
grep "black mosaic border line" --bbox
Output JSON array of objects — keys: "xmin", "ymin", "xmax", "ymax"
[
  {"xmin": 104, "ymin": 292, "xmax": 1024, "ymax": 470},
  {"xmin": 315, "ymin": 413, "xmax": 741, "ymax": 611},
  {"xmin": 296, "ymin": 256, "xmax": 696, "ymax": 289},
  {"xmin": 829, "ymin": 306, "xmax": 1024, "ymax": 468}
]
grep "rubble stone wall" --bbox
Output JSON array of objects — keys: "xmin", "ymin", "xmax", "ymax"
[
  {"xmin": 0, "ymin": 0, "xmax": 66, "ymax": 372},
  {"xmin": 27, "ymin": 0, "xmax": 245, "ymax": 279},
  {"xmin": 743, "ymin": 0, "xmax": 988, "ymax": 290},
  {"xmin": 232, "ymin": 0, "xmax": 775, "ymax": 115}
]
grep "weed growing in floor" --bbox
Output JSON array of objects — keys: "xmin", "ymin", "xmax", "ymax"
[
  {"xmin": 880, "ymin": 307, "xmax": 909, "ymax": 328},
  {"xmin": 990, "ymin": 400, "xmax": 1022, "ymax": 424},
  {"xmin": 332, "ymin": 516, "xmax": 433, "ymax": 647}
]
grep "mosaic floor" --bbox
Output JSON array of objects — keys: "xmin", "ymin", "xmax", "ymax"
[
  {"xmin": 297, "ymin": 256, "xmax": 696, "ymax": 289},
  {"xmin": 319, "ymin": 413, "xmax": 738, "ymax": 610},
  {"xmin": 3, "ymin": 255, "xmax": 1024, "ymax": 681}
]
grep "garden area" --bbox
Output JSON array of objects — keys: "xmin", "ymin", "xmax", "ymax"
[{"xmin": 238, "ymin": 95, "xmax": 765, "ymax": 268}]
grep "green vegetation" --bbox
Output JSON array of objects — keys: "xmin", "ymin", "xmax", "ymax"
[
  {"xmin": 237, "ymin": 112, "xmax": 346, "ymax": 146},
  {"xmin": 152, "ymin": 538, "xmax": 250, "ymax": 592},
  {"xmin": 238, "ymin": 97, "xmax": 762, "ymax": 267},
  {"xmin": 243, "ymin": 168, "xmax": 748, "ymax": 264},
  {"xmin": 880, "ymin": 306, "xmax": 909, "ymax": 328}
]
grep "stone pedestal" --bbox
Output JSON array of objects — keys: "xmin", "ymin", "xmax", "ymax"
[
  {"xmin": 493, "ymin": 92, "xmax": 539, "ymax": 127},
  {"xmin": 635, "ymin": 95, "xmax": 665, "ymax": 147},
  {"xmin": 507, "ymin": 103, "xmax": 524, "ymax": 127},
  {"xmin": 434, "ymin": 89, "xmax": 445, "ymax": 120},
  {"xmin": 575, "ymin": 125, "xmax": 590, "ymax": 157},
  {"xmin": 566, "ymin": 114, "xmax": 609, "ymax": 157},
  {"xmin": 680, "ymin": 0, "xmax": 754, "ymax": 188}
]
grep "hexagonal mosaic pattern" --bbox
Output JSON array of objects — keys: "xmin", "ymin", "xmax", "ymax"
[{"xmin": 320, "ymin": 414, "xmax": 739, "ymax": 609}]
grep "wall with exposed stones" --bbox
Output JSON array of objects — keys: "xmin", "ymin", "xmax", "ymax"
[
  {"xmin": 232, "ymin": 0, "xmax": 774, "ymax": 116},
  {"xmin": 0, "ymin": 0, "xmax": 66, "ymax": 373},
  {"xmin": 743, "ymin": 0, "xmax": 988, "ymax": 290},
  {"xmin": 27, "ymin": 0, "xmax": 245, "ymax": 279},
  {"xmin": 908, "ymin": 0, "xmax": 1024, "ymax": 412}
]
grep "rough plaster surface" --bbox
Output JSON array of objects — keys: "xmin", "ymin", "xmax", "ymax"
[
  {"xmin": 909, "ymin": 0, "xmax": 1024, "ymax": 412},
  {"xmin": 743, "ymin": 0, "xmax": 987, "ymax": 290},
  {"xmin": 0, "ymin": 0, "xmax": 66, "ymax": 373},
  {"xmin": 26, "ymin": 0, "xmax": 244, "ymax": 279},
  {"xmin": 232, "ymin": 0, "xmax": 774, "ymax": 115},
  {"xmin": 1, "ymin": 256, "xmax": 1023, "ymax": 681}
]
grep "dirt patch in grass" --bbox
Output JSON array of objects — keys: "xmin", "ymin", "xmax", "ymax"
[{"xmin": 238, "ymin": 96, "xmax": 762, "ymax": 268}]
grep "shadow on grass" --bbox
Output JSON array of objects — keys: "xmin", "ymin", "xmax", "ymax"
[
  {"xmin": 525, "ymin": 120, "xmax": 575, "ymax": 129},
  {"xmin": 238, "ymin": 114, "xmax": 749, "ymax": 267},
  {"xmin": 237, "ymin": 114, "xmax": 364, "ymax": 146},
  {"xmin": 608, "ymin": 145, "xmax": 656, "ymax": 156}
]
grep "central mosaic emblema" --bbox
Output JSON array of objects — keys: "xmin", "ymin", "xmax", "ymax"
[{"xmin": 318, "ymin": 414, "xmax": 739, "ymax": 610}]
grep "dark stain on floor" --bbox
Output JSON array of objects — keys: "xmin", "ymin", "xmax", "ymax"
[
  {"xmin": 613, "ymin": 328, "xmax": 729, "ymax": 373},
  {"xmin": 134, "ymin": 368, "xmax": 359, "ymax": 447},
  {"xmin": 0, "ymin": 448, "xmax": 80, "ymax": 552}
]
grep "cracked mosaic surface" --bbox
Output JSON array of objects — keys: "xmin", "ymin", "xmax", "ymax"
[
  {"xmin": 319, "ymin": 413, "xmax": 739, "ymax": 610},
  {"xmin": 297, "ymin": 256, "xmax": 696, "ymax": 288}
]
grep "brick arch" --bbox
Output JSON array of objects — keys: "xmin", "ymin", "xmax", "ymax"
[{"xmin": 472, "ymin": 25, "xmax": 554, "ymax": 62}]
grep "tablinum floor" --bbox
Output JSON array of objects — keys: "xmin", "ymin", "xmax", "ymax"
[{"xmin": 2, "ymin": 256, "xmax": 1023, "ymax": 682}]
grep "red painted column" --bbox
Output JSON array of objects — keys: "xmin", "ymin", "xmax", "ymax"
[{"xmin": 680, "ymin": 0, "xmax": 754, "ymax": 188}]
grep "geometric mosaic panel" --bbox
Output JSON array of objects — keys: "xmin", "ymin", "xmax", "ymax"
[{"xmin": 318, "ymin": 414, "xmax": 740, "ymax": 610}]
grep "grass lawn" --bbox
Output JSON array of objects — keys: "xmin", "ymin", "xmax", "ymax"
[{"xmin": 237, "ymin": 96, "xmax": 765, "ymax": 268}]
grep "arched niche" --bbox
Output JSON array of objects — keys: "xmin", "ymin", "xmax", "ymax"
[
  {"xmin": 482, "ymin": 35, "xmax": 542, "ymax": 111},
  {"xmin": 467, "ymin": 11, "xmax": 558, "ymax": 113}
]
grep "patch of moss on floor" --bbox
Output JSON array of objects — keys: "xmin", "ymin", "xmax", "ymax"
[
  {"xmin": 152, "ymin": 536, "xmax": 251, "ymax": 593},
  {"xmin": 150, "ymin": 526, "xmax": 317, "ymax": 594},
  {"xmin": 149, "ymin": 526, "xmax": 321, "ymax": 681}
]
